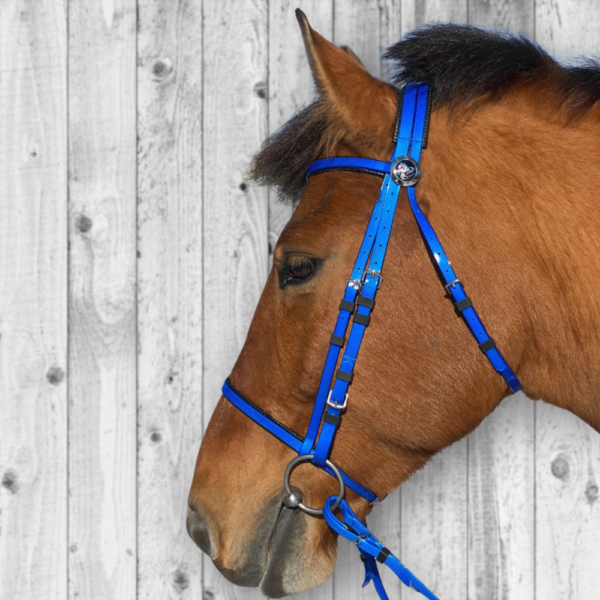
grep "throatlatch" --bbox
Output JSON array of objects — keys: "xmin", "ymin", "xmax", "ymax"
[{"xmin": 222, "ymin": 83, "xmax": 521, "ymax": 600}]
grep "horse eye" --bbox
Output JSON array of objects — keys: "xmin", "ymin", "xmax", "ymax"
[{"xmin": 282, "ymin": 258, "xmax": 317, "ymax": 286}]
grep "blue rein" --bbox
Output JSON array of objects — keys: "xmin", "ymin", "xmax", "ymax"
[{"xmin": 222, "ymin": 83, "xmax": 521, "ymax": 600}]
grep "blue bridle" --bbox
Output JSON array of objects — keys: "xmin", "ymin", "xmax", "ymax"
[{"xmin": 222, "ymin": 84, "xmax": 521, "ymax": 600}]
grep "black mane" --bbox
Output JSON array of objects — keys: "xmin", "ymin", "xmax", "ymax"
[
  {"xmin": 383, "ymin": 23, "xmax": 600, "ymax": 110},
  {"xmin": 250, "ymin": 24, "xmax": 600, "ymax": 205}
]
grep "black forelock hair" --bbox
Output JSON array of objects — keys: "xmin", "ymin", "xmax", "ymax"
[{"xmin": 250, "ymin": 23, "xmax": 600, "ymax": 205}]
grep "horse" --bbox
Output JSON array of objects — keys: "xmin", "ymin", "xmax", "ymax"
[{"xmin": 187, "ymin": 9, "xmax": 600, "ymax": 598}]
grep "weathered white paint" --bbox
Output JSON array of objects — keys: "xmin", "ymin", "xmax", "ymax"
[
  {"xmin": 1, "ymin": 2, "xmax": 599, "ymax": 599},
  {"xmin": 67, "ymin": 1, "xmax": 137, "ymax": 598},
  {"xmin": 0, "ymin": 1, "xmax": 68, "ymax": 598},
  {"xmin": 136, "ymin": 0, "xmax": 204, "ymax": 598}
]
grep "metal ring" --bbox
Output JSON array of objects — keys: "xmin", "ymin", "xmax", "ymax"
[{"xmin": 283, "ymin": 455, "xmax": 345, "ymax": 516}]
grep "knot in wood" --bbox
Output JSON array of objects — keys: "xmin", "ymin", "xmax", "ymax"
[
  {"xmin": 47, "ymin": 366, "xmax": 65, "ymax": 385},
  {"xmin": 76, "ymin": 214, "xmax": 93, "ymax": 234},
  {"xmin": 254, "ymin": 81, "xmax": 268, "ymax": 99},
  {"xmin": 2, "ymin": 470, "xmax": 19, "ymax": 494},
  {"xmin": 152, "ymin": 58, "xmax": 173, "ymax": 81},
  {"xmin": 551, "ymin": 454, "xmax": 569, "ymax": 480},
  {"xmin": 172, "ymin": 569, "xmax": 189, "ymax": 590}
]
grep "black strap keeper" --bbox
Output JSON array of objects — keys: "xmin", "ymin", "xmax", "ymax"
[
  {"xmin": 353, "ymin": 313, "xmax": 370, "ymax": 327},
  {"xmin": 357, "ymin": 296, "xmax": 375, "ymax": 309},
  {"xmin": 340, "ymin": 299, "xmax": 355, "ymax": 313},
  {"xmin": 323, "ymin": 413, "xmax": 341, "ymax": 426},
  {"xmin": 455, "ymin": 297, "xmax": 472, "ymax": 312},
  {"xmin": 360, "ymin": 553, "xmax": 367, "ymax": 563},
  {"xmin": 479, "ymin": 338, "xmax": 496, "ymax": 353},
  {"xmin": 336, "ymin": 369, "xmax": 354, "ymax": 384},
  {"xmin": 376, "ymin": 547, "xmax": 391, "ymax": 564},
  {"xmin": 330, "ymin": 334, "xmax": 345, "ymax": 347}
]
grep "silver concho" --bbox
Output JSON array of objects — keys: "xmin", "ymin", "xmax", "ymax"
[{"xmin": 390, "ymin": 156, "xmax": 420, "ymax": 187}]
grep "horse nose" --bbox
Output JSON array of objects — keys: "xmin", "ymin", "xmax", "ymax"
[{"xmin": 187, "ymin": 505, "xmax": 212, "ymax": 556}]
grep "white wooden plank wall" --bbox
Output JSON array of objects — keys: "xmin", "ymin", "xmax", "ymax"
[{"xmin": 1, "ymin": 1, "xmax": 599, "ymax": 599}]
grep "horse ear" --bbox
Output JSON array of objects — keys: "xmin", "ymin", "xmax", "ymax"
[{"xmin": 296, "ymin": 9, "xmax": 397, "ymax": 143}]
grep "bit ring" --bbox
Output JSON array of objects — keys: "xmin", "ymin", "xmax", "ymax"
[{"xmin": 283, "ymin": 455, "xmax": 345, "ymax": 516}]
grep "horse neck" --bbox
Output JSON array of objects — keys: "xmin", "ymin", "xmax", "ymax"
[{"xmin": 423, "ymin": 96, "xmax": 600, "ymax": 431}]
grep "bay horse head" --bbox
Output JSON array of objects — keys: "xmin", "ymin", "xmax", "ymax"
[{"xmin": 188, "ymin": 10, "xmax": 600, "ymax": 598}]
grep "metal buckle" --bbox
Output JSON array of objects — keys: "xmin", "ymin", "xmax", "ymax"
[
  {"xmin": 327, "ymin": 390, "xmax": 348, "ymax": 410},
  {"xmin": 283, "ymin": 455, "xmax": 345, "ymax": 516},
  {"xmin": 354, "ymin": 533, "xmax": 370, "ymax": 547},
  {"xmin": 361, "ymin": 269, "xmax": 382, "ymax": 289},
  {"xmin": 346, "ymin": 279, "xmax": 362, "ymax": 292},
  {"xmin": 444, "ymin": 278, "xmax": 461, "ymax": 292}
]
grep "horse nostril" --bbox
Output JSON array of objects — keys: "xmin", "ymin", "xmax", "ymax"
[{"xmin": 186, "ymin": 504, "xmax": 212, "ymax": 556}]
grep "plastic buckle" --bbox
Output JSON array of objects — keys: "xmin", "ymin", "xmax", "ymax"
[
  {"xmin": 327, "ymin": 390, "xmax": 348, "ymax": 410},
  {"xmin": 361, "ymin": 269, "xmax": 382, "ymax": 289}
]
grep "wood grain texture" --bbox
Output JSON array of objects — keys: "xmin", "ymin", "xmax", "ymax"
[
  {"xmin": 334, "ymin": 0, "xmax": 401, "ymax": 80},
  {"xmin": 400, "ymin": 0, "xmax": 467, "ymax": 33},
  {"xmin": 136, "ymin": 1, "xmax": 204, "ymax": 598},
  {"xmin": 401, "ymin": 441, "xmax": 468, "ymax": 600},
  {"xmin": 535, "ymin": 0, "xmax": 600, "ymax": 57},
  {"xmin": 67, "ymin": 1, "xmax": 137, "ymax": 598},
  {"xmin": 534, "ymin": 4, "xmax": 600, "ymax": 598},
  {"xmin": 469, "ymin": 0, "xmax": 534, "ymax": 34},
  {"xmin": 202, "ymin": 1, "xmax": 269, "ymax": 598},
  {"xmin": 0, "ymin": 2, "xmax": 68, "ymax": 598},
  {"xmin": 535, "ymin": 406, "xmax": 600, "ymax": 600},
  {"xmin": 467, "ymin": 395, "xmax": 535, "ymax": 600}
]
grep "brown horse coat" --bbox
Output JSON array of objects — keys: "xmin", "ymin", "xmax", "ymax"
[{"xmin": 188, "ymin": 11, "xmax": 600, "ymax": 598}]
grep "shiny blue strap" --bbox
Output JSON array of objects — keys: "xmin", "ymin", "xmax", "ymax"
[
  {"xmin": 222, "ymin": 379, "xmax": 377, "ymax": 503},
  {"xmin": 222, "ymin": 378, "xmax": 302, "ymax": 452},
  {"xmin": 299, "ymin": 88, "xmax": 421, "ymax": 461},
  {"xmin": 323, "ymin": 497, "xmax": 439, "ymax": 600},
  {"xmin": 299, "ymin": 198, "xmax": 384, "ymax": 456},
  {"xmin": 306, "ymin": 157, "xmax": 390, "ymax": 180},
  {"xmin": 361, "ymin": 552, "xmax": 389, "ymax": 600},
  {"xmin": 313, "ymin": 85, "xmax": 426, "ymax": 465},
  {"xmin": 405, "ymin": 187, "xmax": 521, "ymax": 393}
]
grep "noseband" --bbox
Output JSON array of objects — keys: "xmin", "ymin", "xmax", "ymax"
[{"xmin": 222, "ymin": 84, "xmax": 521, "ymax": 600}]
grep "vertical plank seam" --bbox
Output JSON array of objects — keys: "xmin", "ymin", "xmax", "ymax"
[
  {"xmin": 332, "ymin": 0, "xmax": 336, "ymax": 51},
  {"xmin": 134, "ymin": 1, "xmax": 140, "ymax": 598},
  {"xmin": 534, "ymin": 401, "xmax": 537, "ymax": 600},
  {"xmin": 66, "ymin": 1, "xmax": 71, "ymax": 596},
  {"xmin": 467, "ymin": 427, "xmax": 470, "ymax": 600},
  {"xmin": 201, "ymin": 0, "xmax": 206, "ymax": 595}
]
